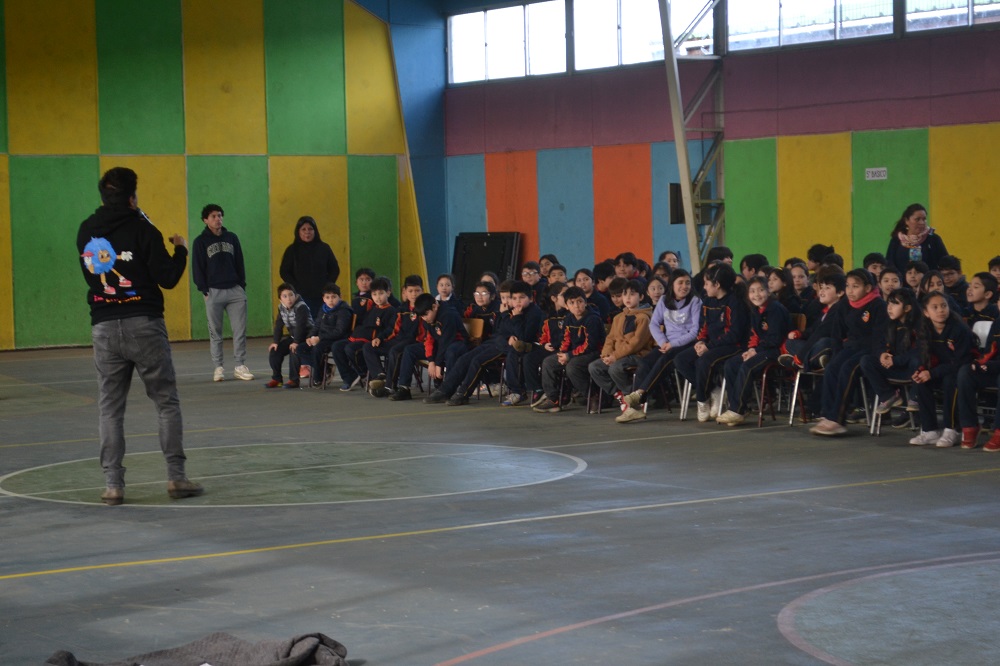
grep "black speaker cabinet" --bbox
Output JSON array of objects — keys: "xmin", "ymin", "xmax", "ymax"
[{"xmin": 451, "ymin": 232, "xmax": 521, "ymax": 303}]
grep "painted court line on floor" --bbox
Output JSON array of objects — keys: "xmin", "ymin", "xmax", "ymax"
[{"xmin": 2, "ymin": 466, "xmax": 999, "ymax": 581}]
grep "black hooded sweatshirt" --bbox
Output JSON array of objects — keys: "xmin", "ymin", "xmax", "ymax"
[
  {"xmin": 279, "ymin": 219, "xmax": 341, "ymax": 302},
  {"xmin": 77, "ymin": 205, "xmax": 187, "ymax": 325}
]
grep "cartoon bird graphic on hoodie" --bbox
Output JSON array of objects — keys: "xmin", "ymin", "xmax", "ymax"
[{"xmin": 82, "ymin": 237, "xmax": 133, "ymax": 295}]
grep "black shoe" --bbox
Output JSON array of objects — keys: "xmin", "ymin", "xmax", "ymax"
[
  {"xmin": 845, "ymin": 408, "xmax": 867, "ymax": 424},
  {"xmin": 424, "ymin": 390, "xmax": 448, "ymax": 404},
  {"xmin": 368, "ymin": 373, "xmax": 386, "ymax": 391},
  {"xmin": 777, "ymin": 354, "xmax": 795, "ymax": 368},
  {"xmin": 389, "ymin": 386, "xmax": 412, "ymax": 401},
  {"xmin": 370, "ymin": 386, "xmax": 390, "ymax": 398},
  {"xmin": 890, "ymin": 411, "xmax": 911, "ymax": 428},
  {"xmin": 447, "ymin": 394, "xmax": 469, "ymax": 406}
]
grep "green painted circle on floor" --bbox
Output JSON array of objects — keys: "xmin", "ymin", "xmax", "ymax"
[{"xmin": 0, "ymin": 441, "xmax": 586, "ymax": 507}]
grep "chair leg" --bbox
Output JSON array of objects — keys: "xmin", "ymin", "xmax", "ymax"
[
  {"xmin": 758, "ymin": 368, "xmax": 768, "ymax": 428},
  {"xmin": 679, "ymin": 380, "xmax": 692, "ymax": 421},
  {"xmin": 789, "ymin": 371, "xmax": 803, "ymax": 426},
  {"xmin": 870, "ymin": 393, "xmax": 881, "ymax": 436}
]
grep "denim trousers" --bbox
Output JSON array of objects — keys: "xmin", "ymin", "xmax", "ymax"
[{"xmin": 92, "ymin": 316, "xmax": 187, "ymax": 487}]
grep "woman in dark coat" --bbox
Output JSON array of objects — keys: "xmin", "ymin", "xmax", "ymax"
[
  {"xmin": 885, "ymin": 203, "xmax": 948, "ymax": 273},
  {"xmin": 279, "ymin": 216, "xmax": 341, "ymax": 317}
]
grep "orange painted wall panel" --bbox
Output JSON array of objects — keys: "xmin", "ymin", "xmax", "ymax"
[
  {"xmin": 592, "ymin": 144, "xmax": 652, "ymax": 263},
  {"xmin": 485, "ymin": 151, "xmax": 539, "ymax": 266}
]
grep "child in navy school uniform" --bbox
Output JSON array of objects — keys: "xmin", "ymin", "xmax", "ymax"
[
  {"xmin": 365, "ymin": 275, "xmax": 425, "ymax": 397},
  {"xmin": 717, "ymin": 276, "xmax": 790, "ymax": 426},
  {"xmin": 859, "ymin": 288, "xmax": 921, "ymax": 416},
  {"xmin": 956, "ymin": 315, "xmax": 1000, "ymax": 450},
  {"xmin": 963, "ymin": 272, "xmax": 999, "ymax": 327},
  {"xmin": 810, "ymin": 269, "xmax": 887, "ymax": 436},
  {"xmin": 435, "ymin": 273, "xmax": 464, "ymax": 314},
  {"xmin": 533, "ymin": 286, "xmax": 606, "ymax": 413},
  {"xmin": 391, "ymin": 293, "xmax": 468, "ymax": 401},
  {"xmin": 908, "ymin": 291, "xmax": 975, "ymax": 447},
  {"xmin": 331, "ymin": 277, "xmax": 395, "ymax": 391},
  {"xmin": 351, "ymin": 267, "xmax": 376, "ymax": 319},
  {"xmin": 301, "ymin": 282, "xmax": 353, "ymax": 387},
  {"xmin": 674, "ymin": 263, "xmax": 750, "ymax": 422},
  {"xmin": 463, "ymin": 281, "xmax": 500, "ymax": 341},
  {"xmin": 508, "ymin": 281, "xmax": 568, "ymax": 407}
]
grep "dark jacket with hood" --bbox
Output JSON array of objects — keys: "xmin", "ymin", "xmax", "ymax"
[
  {"xmin": 279, "ymin": 218, "xmax": 341, "ymax": 301},
  {"xmin": 77, "ymin": 205, "xmax": 187, "ymax": 325},
  {"xmin": 192, "ymin": 225, "xmax": 245, "ymax": 294}
]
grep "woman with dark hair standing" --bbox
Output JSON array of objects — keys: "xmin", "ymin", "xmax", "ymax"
[
  {"xmin": 279, "ymin": 216, "xmax": 341, "ymax": 317},
  {"xmin": 885, "ymin": 203, "xmax": 949, "ymax": 273}
]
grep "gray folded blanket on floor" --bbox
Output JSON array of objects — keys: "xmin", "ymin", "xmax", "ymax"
[{"xmin": 45, "ymin": 631, "xmax": 348, "ymax": 666}]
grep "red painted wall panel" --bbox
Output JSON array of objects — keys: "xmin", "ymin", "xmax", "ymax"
[
  {"xmin": 483, "ymin": 76, "xmax": 593, "ymax": 153},
  {"xmin": 445, "ymin": 85, "xmax": 485, "ymax": 155},
  {"xmin": 592, "ymin": 144, "xmax": 652, "ymax": 264},
  {"xmin": 484, "ymin": 151, "xmax": 539, "ymax": 263}
]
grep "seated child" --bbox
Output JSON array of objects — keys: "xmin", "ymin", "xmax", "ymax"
[
  {"xmin": 266, "ymin": 283, "xmax": 314, "ymax": 389},
  {"xmin": 956, "ymin": 314, "xmax": 1000, "ymax": 449},
  {"xmin": 810, "ymin": 269, "xmax": 887, "ymax": 436},
  {"xmin": 938, "ymin": 255, "xmax": 970, "ymax": 310},
  {"xmin": 905, "ymin": 260, "xmax": 928, "ymax": 293},
  {"xmin": 767, "ymin": 266, "xmax": 800, "ymax": 314},
  {"xmin": 366, "ymin": 275, "xmax": 425, "ymax": 397},
  {"xmin": 547, "ymin": 264, "xmax": 568, "ymax": 285},
  {"xmin": 990, "ymin": 255, "xmax": 1000, "ymax": 283},
  {"xmin": 674, "ymin": 263, "xmax": 749, "ymax": 422},
  {"xmin": 435, "ymin": 273, "xmax": 464, "ymax": 313},
  {"xmin": 859, "ymin": 288, "xmax": 921, "ymax": 415},
  {"xmin": 644, "ymin": 276, "xmax": 667, "ymax": 307},
  {"xmin": 779, "ymin": 269, "xmax": 846, "ymax": 372},
  {"xmin": 392, "ymin": 293, "xmax": 467, "ymax": 401},
  {"xmin": 351, "ymin": 267, "xmax": 376, "ymax": 319},
  {"xmin": 716, "ymin": 276, "xmax": 791, "ymax": 426},
  {"xmin": 964, "ymin": 272, "xmax": 999, "ymax": 326},
  {"xmin": 574, "ymin": 268, "xmax": 611, "ymax": 322},
  {"xmin": 331, "ymin": 277, "xmax": 395, "ymax": 391},
  {"xmin": 533, "ymin": 286, "xmax": 606, "ymax": 413},
  {"xmin": 509, "ymin": 281, "xmax": 568, "ymax": 407},
  {"xmin": 593, "ymin": 261, "xmax": 616, "ymax": 297},
  {"xmin": 463, "ymin": 280, "xmax": 500, "ymax": 341},
  {"xmin": 908, "ymin": 291, "xmax": 975, "ymax": 447},
  {"xmin": 607, "ymin": 277, "xmax": 628, "ymax": 321},
  {"xmin": 863, "ymin": 252, "xmax": 886, "ymax": 283},
  {"xmin": 521, "ymin": 261, "xmax": 548, "ymax": 306},
  {"xmin": 588, "ymin": 279, "xmax": 653, "ymax": 409},
  {"xmin": 618, "ymin": 269, "xmax": 701, "ymax": 423},
  {"xmin": 301, "ymin": 283, "xmax": 353, "ymax": 387},
  {"xmin": 538, "ymin": 253, "xmax": 558, "ymax": 278},
  {"xmin": 878, "ymin": 267, "xmax": 902, "ymax": 300},
  {"xmin": 424, "ymin": 280, "xmax": 543, "ymax": 406}
]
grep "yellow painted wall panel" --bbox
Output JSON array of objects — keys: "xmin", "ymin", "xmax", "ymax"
[
  {"xmin": 344, "ymin": 1, "xmax": 405, "ymax": 155},
  {"xmin": 6, "ymin": 0, "xmax": 98, "ymax": 154},
  {"xmin": 777, "ymin": 134, "xmax": 854, "ymax": 267},
  {"xmin": 183, "ymin": 0, "xmax": 267, "ymax": 155},
  {"xmin": 268, "ymin": 156, "xmax": 350, "ymax": 303},
  {"xmin": 0, "ymin": 157, "xmax": 11, "ymax": 349},
  {"xmin": 928, "ymin": 123, "xmax": 1000, "ymax": 274},
  {"xmin": 99, "ymin": 156, "xmax": 191, "ymax": 340},
  {"xmin": 397, "ymin": 156, "xmax": 427, "ymax": 285}
]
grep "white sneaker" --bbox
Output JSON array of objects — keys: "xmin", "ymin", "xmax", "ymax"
[
  {"xmin": 709, "ymin": 387, "xmax": 723, "ymax": 419},
  {"xmin": 716, "ymin": 410, "xmax": 745, "ymax": 426},
  {"xmin": 936, "ymin": 428, "xmax": 961, "ymax": 448},
  {"xmin": 213, "ymin": 367, "xmax": 225, "ymax": 382},
  {"xmin": 233, "ymin": 365, "xmax": 254, "ymax": 381},
  {"xmin": 909, "ymin": 430, "xmax": 942, "ymax": 446},
  {"xmin": 697, "ymin": 401, "xmax": 711, "ymax": 422},
  {"xmin": 615, "ymin": 406, "xmax": 647, "ymax": 423}
]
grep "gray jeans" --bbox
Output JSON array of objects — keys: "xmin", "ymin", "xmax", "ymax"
[
  {"xmin": 205, "ymin": 286, "xmax": 248, "ymax": 367},
  {"xmin": 588, "ymin": 354, "xmax": 643, "ymax": 395},
  {"xmin": 92, "ymin": 317, "xmax": 186, "ymax": 487}
]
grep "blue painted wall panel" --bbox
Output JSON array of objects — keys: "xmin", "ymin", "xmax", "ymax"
[
  {"xmin": 413, "ymin": 155, "xmax": 448, "ymax": 276},
  {"xmin": 651, "ymin": 140, "xmax": 714, "ymax": 271},
  {"xmin": 445, "ymin": 154, "xmax": 487, "ymax": 268},
  {"xmin": 537, "ymin": 147, "xmax": 594, "ymax": 273}
]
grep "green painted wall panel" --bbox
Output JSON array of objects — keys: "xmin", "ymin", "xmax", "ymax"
[
  {"xmin": 348, "ymin": 155, "xmax": 399, "ymax": 289},
  {"xmin": 724, "ymin": 139, "xmax": 779, "ymax": 264},
  {"xmin": 96, "ymin": 0, "xmax": 185, "ymax": 154},
  {"xmin": 186, "ymin": 156, "xmax": 271, "ymax": 339},
  {"xmin": 264, "ymin": 0, "xmax": 347, "ymax": 155},
  {"xmin": 11, "ymin": 156, "xmax": 99, "ymax": 346},
  {"xmin": 851, "ymin": 129, "xmax": 929, "ymax": 262}
]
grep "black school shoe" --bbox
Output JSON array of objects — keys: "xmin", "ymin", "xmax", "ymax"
[
  {"xmin": 447, "ymin": 394, "xmax": 469, "ymax": 406},
  {"xmin": 424, "ymin": 390, "xmax": 448, "ymax": 404},
  {"xmin": 389, "ymin": 386, "xmax": 412, "ymax": 401}
]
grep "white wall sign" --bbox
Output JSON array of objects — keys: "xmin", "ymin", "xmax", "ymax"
[{"xmin": 865, "ymin": 167, "xmax": 888, "ymax": 181}]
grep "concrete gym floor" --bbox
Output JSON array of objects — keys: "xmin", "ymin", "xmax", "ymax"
[{"xmin": 2, "ymin": 340, "xmax": 1000, "ymax": 665}]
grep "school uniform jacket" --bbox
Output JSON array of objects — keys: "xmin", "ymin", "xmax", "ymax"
[
  {"xmin": 490, "ymin": 302, "xmax": 544, "ymax": 353},
  {"xmin": 881, "ymin": 319, "xmax": 920, "ymax": 369},
  {"xmin": 747, "ymin": 300, "xmax": 790, "ymax": 354},
  {"xmin": 836, "ymin": 291, "xmax": 887, "ymax": 354},
  {"xmin": 385, "ymin": 302, "xmax": 425, "ymax": 344},
  {"xmin": 536, "ymin": 309, "xmax": 567, "ymax": 350},
  {"xmin": 310, "ymin": 300, "xmax": 353, "ymax": 342},
  {"xmin": 423, "ymin": 305, "xmax": 466, "ymax": 365},
  {"xmin": 463, "ymin": 301, "xmax": 500, "ymax": 339},
  {"xmin": 920, "ymin": 317, "xmax": 974, "ymax": 380},
  {"xmin": 975, "ymin": 318, "xmax": 1000, "ymax": 373},
  {"xmin": 965, "ymin": 302, "xmax": 999, "ymax": 328},
  {"xmin": 601, "ymin": 304, "xmax": 653, "ymax": 360},
  {"xmin": 696, "ymin": 292, "xmax": 749, "ymax": 350},
  {"xmin": 587, "ymin": 290, "xmax": 611, "ymax": 323},
  {"xmin": 559, "ymin": 309, "xmax": 606, "ymax": 357},
  {"xmin": 348, "ymin": 302, "xmax": 396, "ymax": 343}
]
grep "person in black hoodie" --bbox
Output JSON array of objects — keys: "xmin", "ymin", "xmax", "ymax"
[
  {"xmin": 266, "ymin": 283, "xmax": 314, "ymax": 389},
  {"xmin": 77, "ymin": 166, "xmax": 203, "ymax": 505},
  {"xmin": 192, "ymin": 203, "xmax": 254, "ymax": 383},
  {"xmin": 279, "ymin": 215, "xmax": 341, "ymax": 318}
]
